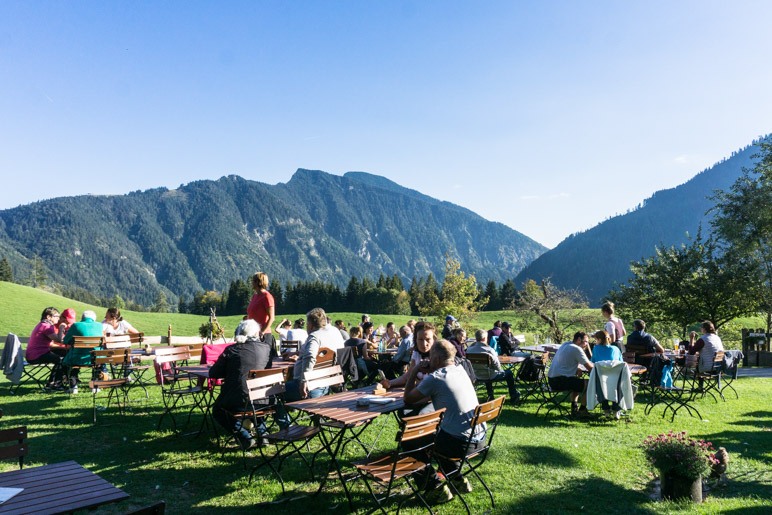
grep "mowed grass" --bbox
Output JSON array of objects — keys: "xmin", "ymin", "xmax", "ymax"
[{"xmin": 0, "ymin": 368, "xmax": 769, "ymax": 514}]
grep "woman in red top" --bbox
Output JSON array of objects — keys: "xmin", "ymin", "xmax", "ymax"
[{"xmin": 247, "ymin": 272, "xmax": 275, "ymax": 335}]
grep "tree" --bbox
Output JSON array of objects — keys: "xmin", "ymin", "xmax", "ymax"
[
  {"xmin": 419, "ymin": 256, "xmax": 486, "ymax": 325},
  {"xmin": 513, "ymin": 278, "xmax": 594, "ymax": 344},
  {"xmin": 711, "ymin": 139, "xmax": 772, "ymax": 331},
  {"xmin": 152, "ymin": 291, "xmax": 169, "ymax": 313},
  {"xmin": 608, "ymin": 232, "xmax": 760, "ymax": 333},
  {"xmin": 32, "ymin": 256, "xmax": 46, "ymax": 288},
  {"xmin": 109, "ymin": 294, "xmax": 125, "ymax": 310},
  {"xmin": 0, "ymin": 257, "xmax": 12, "ymax": 282},
  {"xmin": 483, "ymin": 279, "xmax": 500, "ymax": 311}
]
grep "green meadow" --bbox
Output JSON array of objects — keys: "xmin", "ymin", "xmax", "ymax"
[{"xmin": 0, "ymin": 282, "xmax": 770, "ymax": 513}]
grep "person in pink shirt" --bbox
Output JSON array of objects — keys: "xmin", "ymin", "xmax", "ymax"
[
  {"xmin": 247, "ymin": 272, "xmax": 275, "ymax": 335},
  {"xmin": 57, "ymin": 308, "xmax": 77, "ymax": 343},
  {"xmin": 26, "ymin": 307, "xmax": 67, "ymax": 390}
]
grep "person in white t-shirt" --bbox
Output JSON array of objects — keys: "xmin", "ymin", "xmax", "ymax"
[
  {"xmin": 102, "ymin": 307, "xmax": 140, "ymax": 336},
  {"xmin": 547, "ymin": 331, "xmax": 594, "ymax": 418}
]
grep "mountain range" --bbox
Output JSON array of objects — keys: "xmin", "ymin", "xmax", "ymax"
[
  {"xmin": 515, "ymin": 137, "xmax": 766, "ymax": 304},
  {"xmin": 0, "ymin": 170, "xmax": 546, "ymax": 306}
]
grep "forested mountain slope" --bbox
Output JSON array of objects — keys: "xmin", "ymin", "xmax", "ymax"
[
  {"xmin": 0, "ymin": 170, "xmax": 546, "ymax": 306},
  {"xmin": 515, "ymin": 139, "xmax": 765, "ymax": 305}
]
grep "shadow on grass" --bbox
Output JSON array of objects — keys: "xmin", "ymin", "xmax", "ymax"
[
  {"xmin": 515, "ymin": 445, "xmax": 579, "ymax": 467},
  {"xmin": 497, "ymin": 476, "xmax": 657, "ymax": 514}
]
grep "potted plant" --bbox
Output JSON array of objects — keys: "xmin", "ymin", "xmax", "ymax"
[{"xmin": 642, "ymin": 431, "xmax": 718, "ymax": 502}]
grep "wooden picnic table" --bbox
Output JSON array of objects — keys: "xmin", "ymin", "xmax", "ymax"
[
  {"xmin": 286, "ymin": 386, "xmax": 406, "ymax": 510},
  {"xmin": 0, "ymin": 460, "xmax": 129, "ymax": 514}
]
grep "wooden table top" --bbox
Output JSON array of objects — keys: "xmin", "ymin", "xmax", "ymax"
[
  {"xmin": 499, "ymin": 355, "xmax": 527, "ymax": 365},
  {"xmin": 0, "ymin": 460, "xmax": 129, "ymax": 514},
  {"xmin": 286, "ymin": 386, "xmax": 406, "ymax": 426}
]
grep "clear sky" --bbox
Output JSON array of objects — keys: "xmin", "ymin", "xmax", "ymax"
[{"xmin": 2, "ymin": 1, "xmax": 771, "ymax": 248}]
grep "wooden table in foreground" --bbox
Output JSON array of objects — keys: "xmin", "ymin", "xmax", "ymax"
[
  {"xmin": 286, "ymin": 386, "xmax": 406, "ymax": 510},
  {"xmin": 0, "ymin": 460, "xmax": 129, "ymax": 514}
]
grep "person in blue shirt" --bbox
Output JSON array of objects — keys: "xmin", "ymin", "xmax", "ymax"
[{"xmin": 591, "ymin": 330, "xmax": 623, "ymax": 363}]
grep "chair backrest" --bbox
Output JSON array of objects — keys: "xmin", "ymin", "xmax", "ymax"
[
  {"xmin": 466, "ymin": 352, "xmax": 495, "ymax": 380},
  {"xmin": 154, "ymin": 346, "xmax": 192, "ymax": 365},
  {"xmin": 316, "ymin": 346, "xmax": 335, "ymax": 369},
  {"xmin": 0, "ymin": 426, "xmax": 28, "ymax": 469},
  {"xmin": 622, "ymin": 351, "xmax": 637, "ymax": 364},
  {"xmin": 709, "ymin": 350, "xmax": 725, "ymax": 373},
  {"xmin": 625, "ymin": 343, "xmax": 648, "ymax": 355},
  {"xmin": 92, "ymin": 348, "xmax": 131, "ymax": 367},
  {"xmin": 72, "ymin": 336, "xmax": 103, "ymax": 349},
  {"xmin": 128, "ymin": 333, "xmax": 145, "ymax": 346},
  {"xmin": 684, "ymin": 353, "xmax": 699, "ymax": 370},
  {"xmin": 281, "ymin": 340, "xmax": 300, "ymax": 353},
  {"xmin": 398, "ymin": 408, "xmax": 445, "ymax": 445},
  {"xmin": 103, "ymin": 335, "xmax": 132, "ymax": 349},
  {"xmin": 305, "ymin": 364, "xmax": 345, "ymax": 391},
  {"xmin": 246, "ymin": 369, "xmax": 286, "ymax": 402},
  {"xmin": 470, "ymin": 395, "xmax": 505, "ymax": 450}
]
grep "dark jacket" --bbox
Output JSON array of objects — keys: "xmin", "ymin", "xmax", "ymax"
[{"xmin": 210, "ymin": 337, "xmax": 272, "ymax": 410}]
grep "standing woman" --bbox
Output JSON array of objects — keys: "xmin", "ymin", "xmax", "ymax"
[
  {"xmin": 247, "ymin": 272, "xmax": 275, "ymax": 336},
  {"xmin": 601, "ymin": 301, "xmax": 626, "ymax": 353}
]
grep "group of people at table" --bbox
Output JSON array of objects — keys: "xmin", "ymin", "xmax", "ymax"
[
  {"xmin": 24, "ymin": 273, "xmax": 728, "ymax": 506},
  {"xmin": 26, "ymin": 306, "xmax": 140, "ymax": 393}
]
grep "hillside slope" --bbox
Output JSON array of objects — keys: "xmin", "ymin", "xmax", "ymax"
[
  {"xmin": 0, "ymin": 170, "xmax": 547, "ymax": 305},
  {"xmin": 515, "ymin": 139, "xmax": 764, "ymax": 304}
]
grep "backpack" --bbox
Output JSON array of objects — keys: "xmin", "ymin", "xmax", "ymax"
[
  {"xmin": 455, "ymin": 356, "xmax": 477, "ymax": 384},
  {"xmin": 648, "ymin": 354, "xmax": 669, "ymax": 387},
  {"xmin": 516, "ymin": 355, "xmax": 540, "ymax": 382}
]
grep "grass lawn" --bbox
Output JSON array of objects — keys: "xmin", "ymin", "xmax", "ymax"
[{"xmin": 0, "ymin": 367, "xmax": 769, "ymax": 514}]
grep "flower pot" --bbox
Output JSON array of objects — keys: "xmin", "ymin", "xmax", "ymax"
[{"xmin": 659, "ymin": 471, "xmax": 703, "ymax": 502}]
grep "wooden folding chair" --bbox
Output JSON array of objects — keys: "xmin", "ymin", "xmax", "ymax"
[
  {"xmin": 435, "ymin": 396, "xmax": 506, "ymax": 514},
  {"xmin": 644, "ymin": 354, "xmax": 702, "ymax": 422},
  {"xmin": 154, "ymin": 346, "xmax": 205, "ymax": 432},
  {"xmin": 535, "ymin": 353, "xmax": 571, "ymax": 417},
  {"xmin": 315, "ymin": 346, "xmax": 335, "ymax": 369},
  {"xmin": 248, "ymin": 371, "xmax": 323, "ymax": 496},
  {"xmin": 0, "ymin": 426, "xmax": 28, "ymax": 469},
  {"xmin": 88, "ymin": 348, "xmax": 131, "ymax": 423},
  {"xmin": 467, "ymin": 353, "xmax": 497, "ymax": 401},
  {"xmin": 353, "ymin": 409, "xmax": 446, "ymax": 514},
  {"xmin": 106, "ymin": 335, "xmax": 153, "ymax": 399},
  {"xmin": 280, "ymin": 340, "xmax": 300, "ymax": 354},
  {"xmin": 66, "ymin": 336, "xmax": 104, "ymax": 391}
]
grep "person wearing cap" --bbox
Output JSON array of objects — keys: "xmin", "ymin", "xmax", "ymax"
[
  {"xmin": 442, "ymin": 315, "xmax": 457, "ymax": 340},
  {"xmin": 497, "ymin": 322, "xmax": 520, "ymax": 356},
  {"xmin": 62, "ymin": 310, "xmax": 104, "ymax": 393},
  {"xmin": 26, "ymin": 307, "xmax": 68, "ymax": 390},
  {"xmin": 57, "ymin": 308, "xmax": 77, "ymax": 342}
]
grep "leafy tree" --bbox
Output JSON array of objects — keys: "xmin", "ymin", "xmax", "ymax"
[
  {"xmin": 0, "ymin": 257, "xmax": 12, "ymax": 282},
  {"xmin": 153, "ymin": 291, "xmax": 169, "ymax": 313},
  {"xmin": 711, "ymin": 139, "xmax": 772, "ymax": 331},
  {"xmin": 513, "ymin": 278, "xmax": 594, "ymax": 344},
  {"xmin": 608, "ymin": 232, "xmax": 760, "ymax": 333},
  {"xmin": 178, "ymin": 295, "xmax": 189, "ymax": 314},
  {"xmin": 191, "ymin": 290, "xmax": 222, "ymax": 315},
  {"xmin": 109, "ymin": 294, "xmax": 125, "ymax": 310},
  {"xmin": 419, "ymin": 256, "xmax": 486, "ymax": 325}
]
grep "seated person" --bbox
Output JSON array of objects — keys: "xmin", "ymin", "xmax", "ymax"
[
  {"xmin": 344, "ymin": 326, "xmax": 379, "ymax": 382},
  {"xmin": 334, "ymin": 319, "xmax": 349, "ymax": 340},
  {"xmin": 320, "ymin": 316, "xmax": 346, "ymax": 351},
  {"xmin": 102, "ymin": 307, "xmax": 140, "ymax": 336},
  {"xmin": 448, "ymin": 327, "xmax": 467, "ymax": 358},
  {"xmin": 62, "ymin": 310, "xmax": 104, "ymax": 393},
  {"xmin": 547, "ymin": 331, "xmax": 594, "ymax": 418},
  {"xmin": 380, "ymin": 321, "xmax": 438, "ymax": 416},
  {"xmin": 380, "ymin": 325, "xmax": 413, "ymax": 380},
  {"xmin": 466, "ymin": 329, "xmax": 520, "ymax": 403},
  {"xmin": 276, "ymin": 318, "xmax": 292, "ymax": 341},
  {"xmin": 626, "ymin": 319, "xmax": 664, "ymax": 355},
  {"xmin": 380, "ymin": 322, "xmax": 399, "ymax": 349},
  {"xmin": 497, "ymin": 322, "xmax": 520, "ymax": 356},
  {"xmin": 689, "ymin": 320, "xmax": 725, "ymax": 373},
  {"xmin": 285, "ymin": 318, "xmax": 308, "ymax": 348},
  {"xmin": 591, "ymin": 330, "xmax": 623, "ymax": 363},
  {"xmin": 284, "ymin": 308, "xmax": 332, "ymax": 401},
  {"xmin": 26, "ymin": 307, "xmax": 68, "ymax": 390},
  {"xmin": 361, "ymin": 321, "xmax": 378, "ymax": 349},
  {"xmin": 404, "ymin": 339, "xmax": 484, "ymax": 503},
  {"xmin": 590, "ymin": 330, "xmax": 623, "ymax": 415},
  {"xmin": 57, "ymin": 308, "xmax": 77, "ymax": 345},
  {"xmin": 209, "ymin": 319, "xmax": 274, "ymax": 449}
]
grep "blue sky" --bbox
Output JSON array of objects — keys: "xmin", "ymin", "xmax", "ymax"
[{"xmin": 1, "ymin": 1, "xmax": 771, "ymax": 248}]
